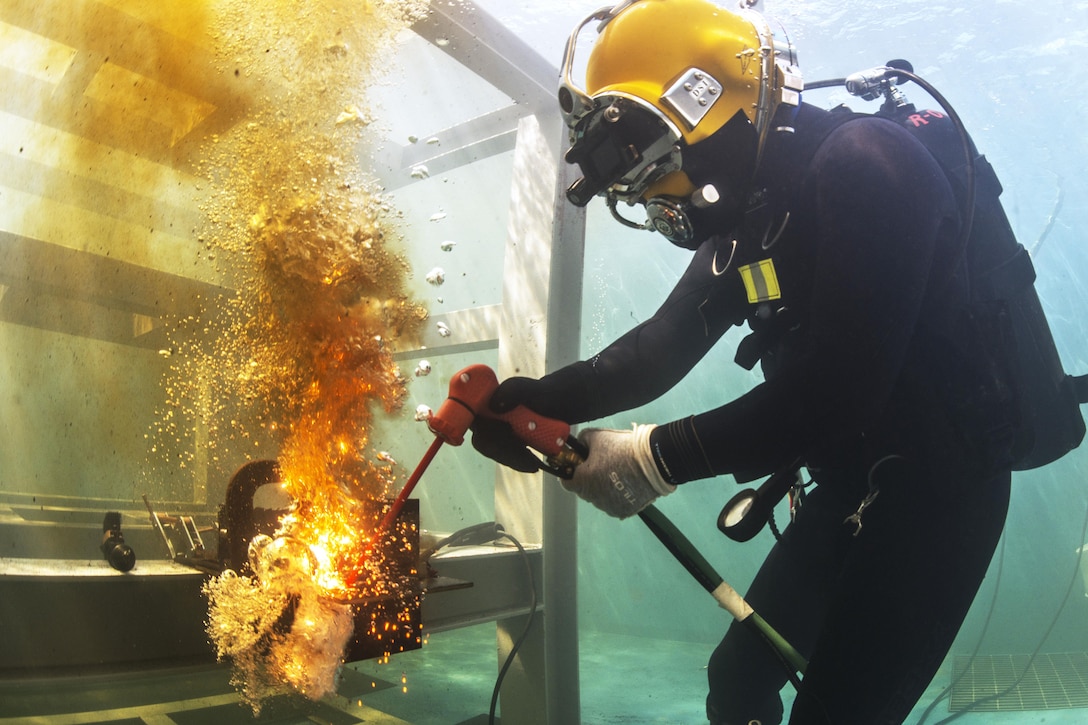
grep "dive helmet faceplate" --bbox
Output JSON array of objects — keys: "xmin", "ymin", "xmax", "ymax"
[{"xmin": 559, "ymin": 0, "xmax": 802, "ymax": 248}]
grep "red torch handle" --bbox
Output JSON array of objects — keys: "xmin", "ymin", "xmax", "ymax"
[
  {"xmin": 427, "ymin": 363, "xmax": 570, "ymax": 455},
  {"xmin": 350, "ymin": 365, "xmax": 573, "ymax": 586}
]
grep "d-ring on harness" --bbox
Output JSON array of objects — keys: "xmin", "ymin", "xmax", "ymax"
[
  {"xmin": 843, "ymin": 489, "xmax": 879, "ymax": 537},
  {"xmin": 843, "ymin": 454, "xmax": 902, "ymax": 536}
]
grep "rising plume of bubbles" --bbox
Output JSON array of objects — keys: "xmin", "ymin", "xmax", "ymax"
[
  {"xmin": 203, "ymin": 538, "xmax": 355, "ymax": 706},
  {"xmin": 151, "ymin": 0, "xmax": 429, "ymax": 712}
]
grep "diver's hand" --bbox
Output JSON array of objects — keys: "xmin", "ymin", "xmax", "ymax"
[
  {"xmin": 470, "ymin": 417, "xmax": 543, "ymax": 473},
  {"xmin": 487, "ymin": 376, "xmax": 567, "ymax": 419},
  {"xmin": 471, "ymin": 374, "xmax": 574, "ymax": 473},
  {"xmin": 563, "ymin": 425, "xmax": 676, "ymax": 519}
]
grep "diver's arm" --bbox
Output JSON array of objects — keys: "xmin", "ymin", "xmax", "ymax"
[{"xmin": 651, "ymin": 119, "xmax": 961, "ymax": 482}]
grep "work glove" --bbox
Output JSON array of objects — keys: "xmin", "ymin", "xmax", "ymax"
[{"xmin": 563, "ymin": 424, "xmax": 676, "ymax": 519}]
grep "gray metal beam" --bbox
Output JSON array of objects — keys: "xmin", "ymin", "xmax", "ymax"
[
  {"xmin": 0, "ymin": 232, "xmax": 231, "ymax": 349},
  {"xmin": 375, "ymin": 0, "xmax": 561, "ymax": 190},
  {"xmin": 374, "ymin": 107, "xmax": 521, "ymax": 191},
  {"xmin": 413, "ymin": 0, "xmax": 557, "ymax": 114},
  {"xmin": 421, "ymin": 546, "xmax": 542, "ymax": 633},
  {"xmin": 490, "ymin": 112, "xmax": 583, "ymax": 725},
  {"xmin": 385, "ymin": 7, "xmax": 584, "ymax": 714},
  {"xmin": 541, "ymin": 129, "xmax": 586, "ymax": 725},
  {"xmin": 392, "ymin": 303, "xmax": 502, "ymax": 359},
  {"xmin": 0, "ymin": 0, "xmax": 262, "ymax": 172}
]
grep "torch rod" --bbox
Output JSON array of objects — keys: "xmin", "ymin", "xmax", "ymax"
[
  {"xmin": 345, "ymin": 436, "xmax": 444, "ymax": 587},
  {"xmin": 375, "ymin": 436, "xmax": 444, "ymax": 538}
]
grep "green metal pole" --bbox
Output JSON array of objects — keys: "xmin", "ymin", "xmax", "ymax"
[{"xmin": 637, "ymin": 504, "xmax": 807, "ymax": 685}]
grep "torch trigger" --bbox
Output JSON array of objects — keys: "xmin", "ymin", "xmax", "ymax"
[{"xmin": 541, "ymin": 435, "xmax": 588, "ymax": 480}]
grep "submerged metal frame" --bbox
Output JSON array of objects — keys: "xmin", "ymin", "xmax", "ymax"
[
  {"xmin": 390, "ymin": 2, "xmax": 586, "ymax": 722},
  {"xmin": 0, "ymin": 0, "xmax": 584, "ymax": 719}
]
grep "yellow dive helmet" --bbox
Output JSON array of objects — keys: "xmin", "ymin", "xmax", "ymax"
[{"xmin": 559, "ymin": 0, "xmax": 802, "ymax": 247}]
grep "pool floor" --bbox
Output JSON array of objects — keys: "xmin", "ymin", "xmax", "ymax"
[{"xmin": 0, "ymin": 624, "xmax": 1084, "ymax": 724}]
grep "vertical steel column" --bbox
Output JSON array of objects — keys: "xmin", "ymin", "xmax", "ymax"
[
  {"xmin": 411, "ymin": 3, "xmax": 585, "ymax": 720},
  {"xmin": 542, "ymin": 131, "xmax": 586, "ymax": 725},
  {"xmin": 494, "ymin": 113, "xmax": 584, "ymax": 724}
]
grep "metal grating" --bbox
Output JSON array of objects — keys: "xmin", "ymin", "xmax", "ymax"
[{"xmin": 950, "ymin": 653, "xmax": 1088, "ymax": 712}]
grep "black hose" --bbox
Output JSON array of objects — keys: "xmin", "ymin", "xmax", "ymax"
[
  {"xmin": 929, "ymin": 501, "xmax": 1088, "ymax": 723},
  {"xmin": 804, "ymin": 77, "xmax": 847, "ymax": 91},
  {"xmin": 913, "ymin": 531, "xmax": 1006, "ymax": 724},
  {"xmin": 892, "ymin": 69, "xmax": 976, "ymax": 288},
  {"xmin": 419, "ymin": 521, "xmax": 534, "ymax": 725},
  {"xmin": 637, "ymin": 505, "xmax": 806, "ymax": 690},
  {"xmin": 638, "ymin": 504, "xmax": 723, "ymax": 593},
  {"xmin": 489, "ymin": 531, "xmax": 536, "ymax": 725}
]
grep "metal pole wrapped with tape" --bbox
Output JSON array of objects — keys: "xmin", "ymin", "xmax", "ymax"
[{"xmin": 637, "ymin": 504, "xmax": 807, "ymax": 687}]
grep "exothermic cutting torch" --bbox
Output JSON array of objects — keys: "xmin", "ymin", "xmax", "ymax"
[
  {"xmin": 428, "ymin": 364, "xmax": 589, "ymax": 479},
  {"xmin": 368, "ymin": 364, "xmax": 588, "ymax": 547},
  {"xmin": 364, "ymin": 364, "xmax": 808, "ymax": 684}
]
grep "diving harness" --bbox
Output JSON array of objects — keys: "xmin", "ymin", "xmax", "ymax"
[{"xmin": 718, "ymin": 61, "xmax": 1088, "ymax": 544}]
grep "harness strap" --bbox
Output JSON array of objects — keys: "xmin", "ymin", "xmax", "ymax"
[{"xmin": 1071, "ymin": 374, "xmax": 1088, "ymax": 404}]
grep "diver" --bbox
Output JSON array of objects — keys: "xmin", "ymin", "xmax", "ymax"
[{"xmin": 470, "ymin": 0, "xmax": 1032, "ymax": 722}]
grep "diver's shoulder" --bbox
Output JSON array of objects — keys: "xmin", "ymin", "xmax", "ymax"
[
  {"xmin": 792, "ymin": 105, "xmax": 932, "ymax": 175},
  {"xmin": 774, "ymin": 102, "xmax": 914, "ymax": 151},
  {"xmin": 810, "ymin": 105, "xmax": 922, "ymax": 150}
]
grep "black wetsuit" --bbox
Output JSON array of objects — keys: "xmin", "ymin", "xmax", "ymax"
[{"xmin": 537, "ymin": 103, "xmax": 1013, "ymax": 724}]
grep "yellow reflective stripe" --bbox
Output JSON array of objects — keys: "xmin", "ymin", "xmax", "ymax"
[{"xmin": 738, "ymin": 259, "xmax": 782, "ymax": 303}]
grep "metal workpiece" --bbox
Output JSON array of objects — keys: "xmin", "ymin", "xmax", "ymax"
[{"xmin": 421, "ymin": 543, "xmax": 543, "ymax": 633}]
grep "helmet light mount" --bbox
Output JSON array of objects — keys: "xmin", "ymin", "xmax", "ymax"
[
  {"xmin": 563, "ymin": 95, "xmax": 683, "ymax": 208},
  {"xmin": 558, "ymin": 0, "xmax": 802, "ymax": 247}
]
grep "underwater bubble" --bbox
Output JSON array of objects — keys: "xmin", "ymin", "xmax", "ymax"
[
  {"xmin": 425, "ymin": 268, "xmax": 445, "ymax": 286},
  {"xmin": 414, "ymin": 360, "xmax": 431, "ymax": 377},
  {"xmin": 436, "ymin": 321, "xmax": 451, "ymax": 338},
  {"xmin": 409, "ymin": 165, "xmax": 429, "ymax": 179},
  {"xmin": 165, "ymin": 0, "xmax": 431, "ymax": 712},
  {"xmin": 414, "ymin": 404, "xmax": 433, "ymax": 422},
  {"xmin": 335, "ymin": 105, "xmax": 364, "ymax": 125},
  {"xmin": 248, "ymin": 535, "xmax": 316, "ymax": 582},
  {"xmin": 439, "ymin": 241, "xmax": 456, "ymax": 252},
  {"xmin": 428, "ymin": 212, "xmax": 446, "ymax": 222}
]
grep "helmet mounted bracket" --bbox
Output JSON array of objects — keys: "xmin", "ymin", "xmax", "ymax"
[{"xmin": 660, "ymin": 67, "xmax": 724, "ymax": 130}]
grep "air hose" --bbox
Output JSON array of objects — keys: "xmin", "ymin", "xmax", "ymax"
[{"xmin": 420, "ymin": 521, "xmax": 536, "ymax": 725}]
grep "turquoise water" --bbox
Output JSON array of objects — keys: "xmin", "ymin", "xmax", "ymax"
[
  {"xmin": 3, "ymin": 1, "xmax": 1088, "ymax": 723},
  {"xmin": 419, "ymin": 0, "xmax": 1088, "ymax": 720}
]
